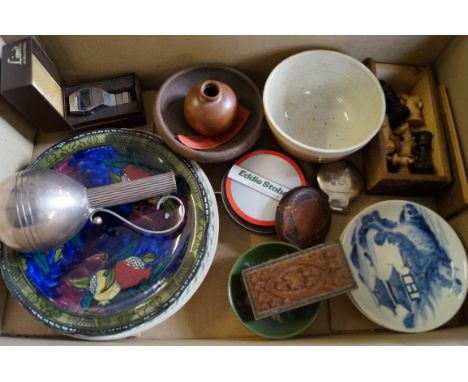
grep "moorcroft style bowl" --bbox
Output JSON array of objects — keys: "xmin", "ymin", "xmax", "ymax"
[{"xmin": 0, "ymin": 129, "xmax": 219, "ymax": 340}]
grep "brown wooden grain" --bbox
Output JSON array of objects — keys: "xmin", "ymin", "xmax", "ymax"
[
  {"xmin": 437, "ymin": 85, "xmax": 468, "ymax": 218},
  {"xmin": 242, "ymin": 243, "xmax": 356, "ymax": 320},
  {"xmin": 364, "ymin": 60, "xmax": 452, "ymax": 196}
]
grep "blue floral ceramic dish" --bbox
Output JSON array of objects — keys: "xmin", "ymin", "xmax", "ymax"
[
  {"xmin": 0, "ymin": 129, "xmax": 219, "ymax": 339},
  {"xmin": 340, "ymin": 200, "xmax": 467, "ymax": 332}
]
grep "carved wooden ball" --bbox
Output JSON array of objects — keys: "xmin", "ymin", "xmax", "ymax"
[{"xmin": 275, "ymin": 186, "xmax": 331, "ymax": 249}]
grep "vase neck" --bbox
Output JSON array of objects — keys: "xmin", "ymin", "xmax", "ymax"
[{"xmin": 199, "ymin": 81, "xmax": 222, "ymax": 103}]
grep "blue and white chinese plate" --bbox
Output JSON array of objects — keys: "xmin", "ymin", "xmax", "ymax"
[{"xmin": 340, "ymin": 200, "xmax": 468, "ymax": 332}]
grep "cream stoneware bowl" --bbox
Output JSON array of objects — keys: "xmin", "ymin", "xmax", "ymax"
[{"xmin": 263, "ymin": 50, "xmax": 385, "ymax": 162}]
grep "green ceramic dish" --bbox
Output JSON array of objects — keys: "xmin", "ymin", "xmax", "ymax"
[{"xmin": 228, "ymin": 241, "xmax": 321, "ymax": 340}]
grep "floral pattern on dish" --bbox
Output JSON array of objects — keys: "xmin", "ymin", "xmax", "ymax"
[{"xmin": 22, "ymin": 145, "xmax": 188, "ymax": 315}]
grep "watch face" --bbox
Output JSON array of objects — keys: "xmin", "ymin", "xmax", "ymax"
[{"xmin": 78, "ymin": 89, "xmax": 92, "ymax": 110}]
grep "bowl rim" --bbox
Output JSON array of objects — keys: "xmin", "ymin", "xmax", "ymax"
[
  {"xmin": 154, "ymin": 63, "xmax": 264, "ymax": 163},
  {"xmin": 227, "ymin": 240, "xmax": 321, "ymax": 339},
  {"xmin": 0, "ymin": 128, "xmax": 219, "ymax": 340},
  {"xmin": 263, "ymin": 50, "xmax": 386, "ymax": 156},
  {"xmin": 339, "ymin": 199, "xmax": 468, "ymax": 333}
]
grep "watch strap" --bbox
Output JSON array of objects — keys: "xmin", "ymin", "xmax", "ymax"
[{"xmin": 103, "ymin": 91, "xmax": 131, "ymax": 107}]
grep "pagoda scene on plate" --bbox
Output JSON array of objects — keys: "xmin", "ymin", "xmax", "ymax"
[{"xmin": 349, "ymin": 202, "xmax": 463, "ymax": 329}]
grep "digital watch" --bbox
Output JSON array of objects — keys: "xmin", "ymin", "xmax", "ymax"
[{"xmin": 68, "ymin": 87, "xmax": 131, "ymax": 115}]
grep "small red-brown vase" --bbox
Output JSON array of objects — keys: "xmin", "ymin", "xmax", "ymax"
[{"xmin": 184, "ymin": 80, "xmax": 238, "ymax": 137}]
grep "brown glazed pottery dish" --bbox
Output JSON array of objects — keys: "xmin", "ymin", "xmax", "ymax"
[
  {"xmin": 154, "ymin": 64, "xmax": 263, "ymax": 163},
  {"xmin": 275, "ymin": 186, "xmax": 331, "ymax": 249}
]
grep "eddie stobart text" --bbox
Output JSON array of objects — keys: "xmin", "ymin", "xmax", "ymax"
[{"xmin": 238, "ymin": 169, "xmax": 287, "ymax": 196}]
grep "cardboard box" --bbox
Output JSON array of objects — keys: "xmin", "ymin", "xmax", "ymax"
[
  {"xmin": 1, "ymin": 38, "xmax": 145, "ymax": 133},
  {"xmin": 0, "ymin": 37, "xmax": 70, "ymax": 132},
  {"xmin": 1, "ymin": 35, "xmax": 468, "ymax": 345}
]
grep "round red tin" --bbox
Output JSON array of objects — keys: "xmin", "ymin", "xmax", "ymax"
[{"xmin": 222, "ymin": 150, "xmax": 306, "ymax": 233}]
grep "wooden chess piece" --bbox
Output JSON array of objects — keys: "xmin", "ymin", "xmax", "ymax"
[
  {"xmin": 382, "ymin": 116, "xmax": 396, "ymax": 155},
  {"xmin": 404, "ymin": 95, "xmax": 424, "ymax": 128},
  {"xmin": 392, "ymin": 153, "xmax": 414, "ymax": 173},
  {"xmin": 380, "ymin": 80, "xmax": 410, "ymax": 128},
  {"xmin": 393, "ymin": 121, "xmax": 411, "ymax": 136},
  {"xmin": 391, "ymin": 122, "xmax": 414, "ymax": 173},
  {"xmin": 410, "ymin": 130, "xmax": 435, "ymax": 174}
]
